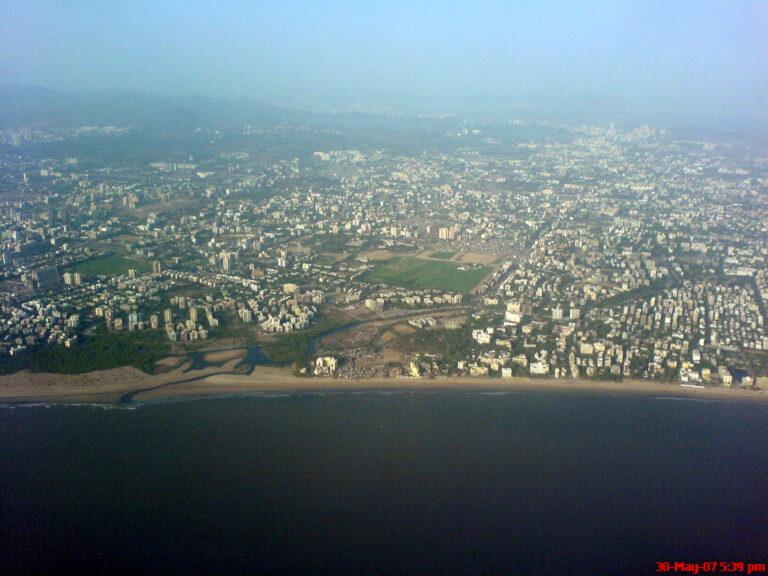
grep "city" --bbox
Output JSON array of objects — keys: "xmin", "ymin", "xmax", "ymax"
[{"xmin": 1, "ymin": 118, "xmax": 766, "ymax": 389}]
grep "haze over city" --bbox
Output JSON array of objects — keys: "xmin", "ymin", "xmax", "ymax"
[{"xmin": 2, "ymin": 0, "xmax": 767, "ymax": 123}]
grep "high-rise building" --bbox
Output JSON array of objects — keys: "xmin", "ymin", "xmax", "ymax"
[
  {"xmin": 239, "ymin": 308, "xmax": 252, "ymax": 323},
  {"xmin": 438, "ymin": 227, "xmax": 452, "ymax": 240},
  {"xmin": 152, "ymin": 261, "xmax": 162, "ymax": 274},
  {"xmin": 569, "ymin": 308, "xmax": 581, "ymax": 320},
  {"xmin": 32, "ymin": 266, "xmax": 60, "ymax": 289}
]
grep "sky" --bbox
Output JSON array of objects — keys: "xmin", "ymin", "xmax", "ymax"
[{"xmin": 1, "ymin": 0, "xmax": 767, "ymax": 120}]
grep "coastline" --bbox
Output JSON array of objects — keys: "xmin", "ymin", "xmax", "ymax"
[{"xmin": 0, "ymin": 363, "xmax": 766, "ymax": 405}]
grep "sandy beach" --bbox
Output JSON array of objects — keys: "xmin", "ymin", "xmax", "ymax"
[{"xmin": 0, "ymin": 361, "xmax": 766, "ymax": 405}]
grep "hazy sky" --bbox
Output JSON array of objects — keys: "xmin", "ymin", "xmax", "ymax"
[{"xmin": 2, "ymin": 0, "xmax": 767, "ymax": 119}]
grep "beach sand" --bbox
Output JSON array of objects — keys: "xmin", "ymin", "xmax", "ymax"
[
  {"xmin": 202, "ymin": 349, "xmax": 246, "ymax": 364},
  {"xmin": 0, "ymin": 361, "xmax": 765, "ymax": 405}
]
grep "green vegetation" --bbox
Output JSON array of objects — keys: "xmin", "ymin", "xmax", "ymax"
[
  {"xmin": 258, "ymin": 332, "xmax": 313, "ymax": 365},
  {"xmin": 71, "ymin": 255, "xmax": 153, "ymax": 277},
  {"xmin": 0, "ymin": 324, "xmax": 170, "ymax": 375},
  {"xmin": 314, "ymin": 254, "xmax": 339, "ymax": 266},
  {"xmin": 396, "ymin": 326, "xmax": 475, "ymax": 367},
  {"xmin": 258, "ymin": 316, "xmax": 354, "ymax": 365},
  {"xmin": 429, "ymin": 251, "xmax": 455, "ymax": 260},
  {"xmin": 388, "ymin": 243, "xmax": 417, "ymax": 253},
  {"xmin": 317, "ymin": 235, "xmax": 349, "ymax": 254},
  {"xmin": 597, "ymin": 279, "xmax": 670, "ymax": 308},
  {"xmin": 360, "ymin": 257, "xmax": 490, "ymax": 293}
]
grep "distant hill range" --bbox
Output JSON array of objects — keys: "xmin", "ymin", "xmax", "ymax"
[
  {"xmin": 2, "ymin": 85, "xmax": 764, "ymax": 143},
  {"xmin": 0, "ymin": 85, "xmax": 300, "ymax": 130},
  {"xmin": 0, "ymin": 85, "xmax": 462, "ymax": 138}
]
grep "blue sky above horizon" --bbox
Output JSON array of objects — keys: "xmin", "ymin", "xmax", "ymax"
[{"xmin": 2, "ymin": 0, "xmax": 766, "ymax": 120}]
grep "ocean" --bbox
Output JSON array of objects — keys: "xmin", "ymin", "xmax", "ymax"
[{"xmin": 2, "ymin": 391, "xmax": 767, "ymax": 575}]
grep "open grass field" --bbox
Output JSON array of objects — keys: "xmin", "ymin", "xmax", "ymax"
[
  {"xmin": 429, "ymin": 251, "xmax": 456, "ymax": 260},
  {"xmin": 360, "ymin": 257, "xmax": 490, "ymax": 293},
  {"xmin": 361, "ymin": 249, "xmax": 395, "ymax": 261},
  {"xmin": 72, "ymin": 255, "xmax": 153, "ymax": 277},
  {"xmin": 457, "ymin": 252, "xmax": 499, "ymax": 265}
]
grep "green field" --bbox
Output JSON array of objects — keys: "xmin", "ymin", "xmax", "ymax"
[
  {"xmin": 72, "ymin": 255, "xmax": 153, "ymax": 277},
  {"xmin": 361, "ymin": 257, "xmax": 490, "ymax": 293},
  {"xmin": 429, "ymin": 251, "xmax": 455, "ymax": 260}
]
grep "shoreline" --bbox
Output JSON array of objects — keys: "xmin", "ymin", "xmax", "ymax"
[{"xmin": 0, "ymin": 364, "xmax": 766, "ymax": 406}]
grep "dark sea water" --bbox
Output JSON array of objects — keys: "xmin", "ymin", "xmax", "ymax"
[{"xmin": 1, "ymin": 391, "xmax": 767, "ymax": 575}]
